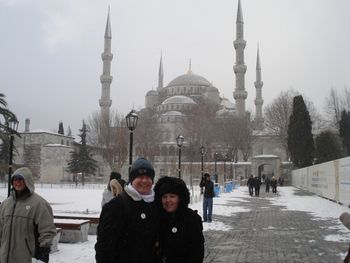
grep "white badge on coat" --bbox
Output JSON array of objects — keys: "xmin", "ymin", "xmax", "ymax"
[
  {"xmin": 172, "ymin": 227, "xmax": 177, "ymax": 233},
  {"xmin": 140, "ymin": 213, "xmax": 146, "ymax": 219}
]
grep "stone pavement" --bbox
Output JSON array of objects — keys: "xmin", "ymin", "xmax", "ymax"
[{"xmin": 203, "ymin": 188, "xmax": 349, "ymax": 263}]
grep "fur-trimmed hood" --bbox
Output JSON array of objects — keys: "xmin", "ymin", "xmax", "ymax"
[{"xmin": 154, "ymin": 176, "xmax": 190, "ymax": 211}]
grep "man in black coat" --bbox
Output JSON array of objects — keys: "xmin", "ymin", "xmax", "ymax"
[
  {"xmin": 199, "ymin": 173, "xmax": 214, "ymax": 223},
  {"xmin": 265, "ymin": 176, "xmax": 270, "ymax": 193},
  {"xmin": 247, "ymin": 175, "xmax": 254, "ymax": 196},
  {"xmin": 254, "ymin": 176, "xmax": 261, "ymax": 197},
  {"xmin": 95, "ymin": 158, "xmax": 160, "ymax": 263}
]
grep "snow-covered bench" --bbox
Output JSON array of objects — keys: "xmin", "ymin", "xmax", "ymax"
[
  {"xmin": 54, "ymin": 219, "xmax": 90, "ymax": 243},
  {"xmin": 54, "ymin": 214, "xmax": 99, "ymax": 235}
]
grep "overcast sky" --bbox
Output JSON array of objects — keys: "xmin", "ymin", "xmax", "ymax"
[{"xmin": 1, "ymin": 0, "xmax": 349, "ymax": 135}]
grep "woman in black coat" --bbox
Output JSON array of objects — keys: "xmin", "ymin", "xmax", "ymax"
[{"xmin": 154, "ymin": 176, "xmax": 204, "ymax": 263}]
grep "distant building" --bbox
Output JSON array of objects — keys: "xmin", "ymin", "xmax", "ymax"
[{"xmin": 13, "ymin": 119, "xmax": 109, "ymax": 183}]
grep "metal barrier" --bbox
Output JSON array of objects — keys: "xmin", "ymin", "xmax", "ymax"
[
  {"xmin": 224, "ymin": 181, "xmax": 234, "ymax": 192},
  {"xmin": 214, "ymin": 183, "xmax": 221, "ymax": 197}
]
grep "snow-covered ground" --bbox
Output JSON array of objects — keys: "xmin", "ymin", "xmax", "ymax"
[{"xmin": 1, "ymin": 185, "xmax": 349, "ymax": 262}]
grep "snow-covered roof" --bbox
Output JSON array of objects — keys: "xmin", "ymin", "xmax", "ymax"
[
  {"xmin": 252, "ymin": 154, "xmax": 279, "ymax": 159},
  {"xmin": 162, "ymin": 95, "xmax": 196, "ymax": 105},
  {"xmin": 44, "ymin": 144, "xmax": 72, "ymax": 148},
  {"xmin": 21, "ymin": 129, "xmax": 74, "ymax": 139}
]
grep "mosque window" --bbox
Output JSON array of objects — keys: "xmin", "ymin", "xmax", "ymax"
[{"xmin": 161, "ymin": 146, "xmax": 168, "ymax": 156}]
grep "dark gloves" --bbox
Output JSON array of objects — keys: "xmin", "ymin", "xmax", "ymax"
[{"xmin": 36, "ymin": 247, "xmax": 51, "ymax": 263}]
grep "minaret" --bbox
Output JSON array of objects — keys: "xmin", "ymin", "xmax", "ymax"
[
  {"xmin": 254, "ymin": 46, "xmax": 264, "ymax": 129},
  {"xmin": 187, "ymin": 59, "xmax": 192, "ymax": 74},
  {"xmin": 99, "ymin": 8, "xmax": 113, "ymax": 123},
  {"xmin": 233, "ymin": 0, "xmax": 248, "ymax": 117},
  {"xmin": 157, "ymin": 54, "xmax": 164, "ymax": 91}
]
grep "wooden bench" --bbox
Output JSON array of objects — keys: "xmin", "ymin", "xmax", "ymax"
[
  {"xmin": 54, "ymin": 219, "xmax": 90, "ymax": 243},
  {"xmin": 54, "ymin": 214, "xmax": 99, "ymax": 235}
]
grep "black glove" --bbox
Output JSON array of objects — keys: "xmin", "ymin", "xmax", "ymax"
[{"xmin": 36, "ymin": 247, "xmax": 50, "ymax": 263}]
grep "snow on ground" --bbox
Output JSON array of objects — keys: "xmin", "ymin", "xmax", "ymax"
[
  {"xmin": 268, "ymin": 187, "xmax": 349, "ymax": 220},
  {"xmin": 1, "ymin": 185, "xmax": 350, "ymax": 262},
  {"xmin": 269, "ymin": 187, "xmax": 350, "ymax": 242}
]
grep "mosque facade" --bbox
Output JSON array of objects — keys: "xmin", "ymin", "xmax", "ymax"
[{"xmin": 100, "ymin": 0, "xmax": 291, "ymax": 184}]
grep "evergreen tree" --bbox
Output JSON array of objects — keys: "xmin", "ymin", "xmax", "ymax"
[
  {"xmin": 314, "ymin": 131, "xmax": 342, "ymax": 164},
  {"xmin": 58, "ymin": 121, "xmax": 64, "ymax": 135},
  {"xmin": 339, "ymin": 110, "xmax": 350, "ymax": 156},
  {"xmin": 287, "ymin": 95, "xmax": 314, "ymax": 168},
  {"xmin": 66, "ymin": 120, "xmax": 98, "ymax": 185}
]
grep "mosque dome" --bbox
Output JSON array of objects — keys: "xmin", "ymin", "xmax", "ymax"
[
  {"xmin": 162, "ymin": 95, "xmax": 196, "ymax": 105},
  {"xmin": 206, "ymin": 86, "xmax": 218, "ymax": 92},
  {"xmin": 146, "ymin": 90, "xmax": 158, "ymax": 96},
  {"xmin": 161, "ymin": 111, "xmax": 184, "ymax": 116},
  {"xmin": 168, "ymin": 71, "xmax": 211, "ymax": 87}
]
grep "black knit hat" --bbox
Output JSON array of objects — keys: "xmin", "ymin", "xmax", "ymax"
[
  {"xmin": 154, "ymin": 176, "xmax": 190, "ymax": 209},
  {"xmin": 129, "ymin": 158, "xmax": 155, "ymax": 183}
]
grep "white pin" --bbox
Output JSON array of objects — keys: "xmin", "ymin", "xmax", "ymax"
[
  {"xmin": 172, "ymin": 227, "xmax": 177, "ymax": 233},
  {"xmin": 141, "ymin": 213, "xmax": 146, "ymax": 219},
  {"xmin": 26, "ymin": 205, "xmax": 30, "ymax": 210}
]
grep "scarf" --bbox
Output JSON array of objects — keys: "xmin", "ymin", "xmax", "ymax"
[{"xmin": 126, "ymin": 183, "xmax": 155, "ymax": 203}]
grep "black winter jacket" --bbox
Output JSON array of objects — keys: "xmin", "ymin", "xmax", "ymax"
[
  {"xmin": 95, "ymin": 190, "xmax": 159, "ymax": 263},
  {"xmin": 200, "ymin": 180, "xmax": 214, "ymax": 198},
  {"xmin": 159, "ymin": 208, "xmax": 204, "ymax": 263}
]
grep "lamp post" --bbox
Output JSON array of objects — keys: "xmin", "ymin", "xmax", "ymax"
[
  {"xmin": 7, "ymin": 118, "xmax": 19, "ymax": 197},
  {"xmin": 200, "ymin": 146, "xmax": 206, "ymax": 178},
  {"xmin": 214, "ymin": 152, "xmax": 218, "ymax": 175},
  {"xmin": 200, "ymin": 146, "xmax": 206, "ymax": 194},
  {"xmin": 176, "ymin": 135, "xmax": 184, "ymax": 179},
  {"xmin": 125, "ymin": 110, "xmax": 138, "ymax": 175}
]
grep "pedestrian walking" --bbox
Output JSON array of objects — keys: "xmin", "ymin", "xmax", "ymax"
[
  {"xmin": 247, "ymin": 174, "xmax": 254, "ymax": 196},
  {"xmin": 199, "ymin": 173, "xmax": 214, "ymax": 223},
  {"xmin": 271, "ymin": 176, "xmax": 278, "ymax": 194},
  {"xmin": 265, "ymin": 176, "xmax": 270, "ymax": 193},
  {"xmin": 154, "ymin": 176, "xmax": 204, "ymax": 263},
  {"xmin": 95, "ymin": 158, "xmax": 160, "ymax": 263},
  {"xmin": 0, "ymin": 167, "xmax": 56, "ymax": 263},
  {"xmin": 254, "ymin": 176, "xmax": 261, "ymax": 196},
  {"xmin": 101, "ymin": 171, "xmax": 126, "ymax": 208}
]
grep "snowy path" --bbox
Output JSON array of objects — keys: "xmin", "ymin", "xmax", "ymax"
[{"xmin": 1, "ymin": 186, "xmax": 348, "ymax": 262}]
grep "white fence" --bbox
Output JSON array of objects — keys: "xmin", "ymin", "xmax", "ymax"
[{"xmin": 291, "ymin": 156, "xmax": 350, "ymax": 206}]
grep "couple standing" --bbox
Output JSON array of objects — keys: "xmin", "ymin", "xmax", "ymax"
[{"xmin": 95, "ymin": 158, "xmax": 205, "ymax": 263}]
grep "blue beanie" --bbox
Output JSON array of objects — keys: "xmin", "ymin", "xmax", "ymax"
[{"xmin": 129, "ymin": 158, "xmax": 155, "ymax": 183}]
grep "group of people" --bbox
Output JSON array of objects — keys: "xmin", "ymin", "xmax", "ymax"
[
  {"xmin": 0, "ymin": 158, "xmax": 207, "ymax": 263},
  {"xmin": 247, "ymin": 174, "xmax": 279, "ymax": 196},
  {"xmin": 95, "ymin": 157, "xmax": 205, "ymax": 263}
]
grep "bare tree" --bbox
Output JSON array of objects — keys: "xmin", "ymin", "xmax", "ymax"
[
  {"xmin": 325, "ymin": 87, "xmax": 342, "ymax": 125},
  {"xmin": 264, "ymin": 88, "xmax": 324, "ymax": 153},
  {"xmin": 134, "ymin": 108, "xmax": 162, "ymax": 162},
  {"xmin": 182, "ymin": 102, "xmax": 219, "ymax": 161},
  {"xmin": 264, "ymin": 89, "xmax": 297, "ymax": 152},
  {"xmin": 87, "ymin": 110, "xmax": 128, "ymax": 170},
  {"xmin": 324, "ymin": 86, "xmax": 350, "ymax": 126}
]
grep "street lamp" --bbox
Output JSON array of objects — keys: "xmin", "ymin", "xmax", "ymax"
[
  {"xmin": 126, "ymin": 109, "xmax": 138, "ymax": 175},
  {"xmin": 176, "ymin": 135, "xmax": 184, "ymax": 179},
  {"xmin": 200, "ymin": 146, "xmax": 206, "ymax": 194},
  {"xmin": 7, "ymin": 118, "xmax": 19, "ymax": 197},
  {"xmin": 214, "ymin": 152, "xmax": 218, "ymax": 174},
  {"xmin": 200, "ymin": 146, "xmax": 206, "ymax": 178}
]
